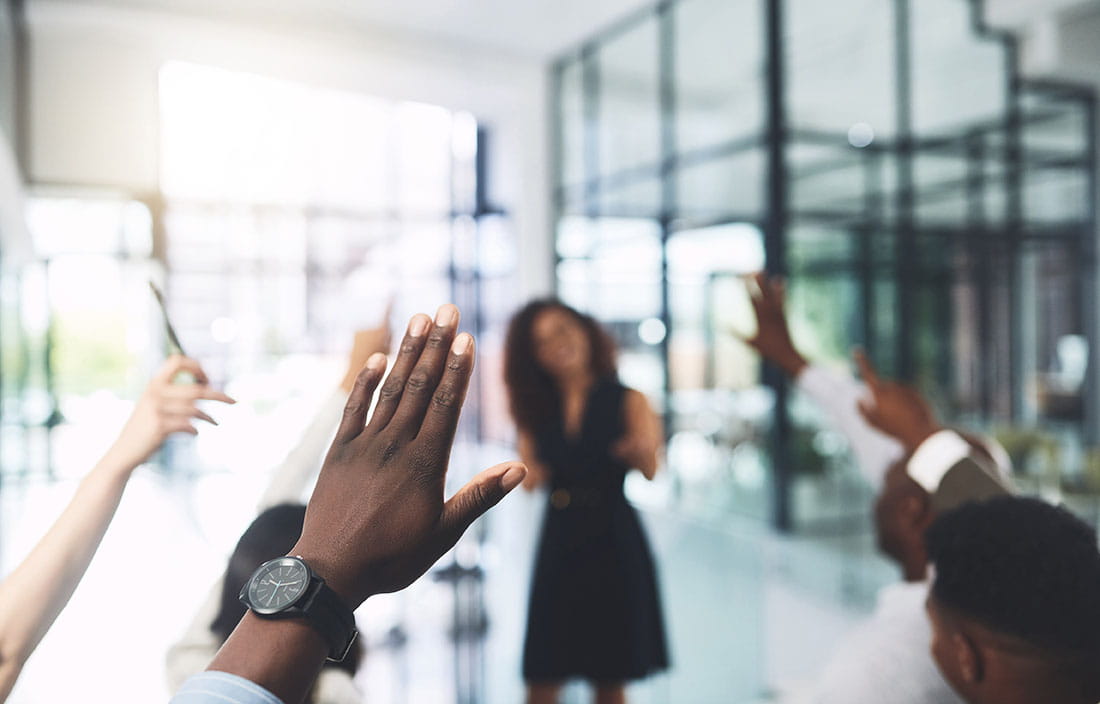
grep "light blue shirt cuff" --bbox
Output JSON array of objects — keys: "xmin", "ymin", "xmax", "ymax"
[{"xmin": 171, "ymin": 671, "xmax": 285, "ymax": 704}]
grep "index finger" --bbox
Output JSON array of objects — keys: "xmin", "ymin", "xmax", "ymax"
[
  {"xmin": 853, "ymin": 348, "xmax": 883, "ymax": 391},
  {"xmin": 415, "ymin": 332, "xmax": 475, "ymax": 461},
  {"xmin": 334, "ymin": 353, "xmax": 388, "ymax": 444},
  {"xmin": 745, "ymin": 272, "xmax": 765, "ymax": 300},
  {"xmin": 154, "ymin": 355, "xmax": 209, "ymax": 385}
]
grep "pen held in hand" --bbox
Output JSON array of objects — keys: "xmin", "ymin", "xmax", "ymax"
[{"xmin": 149, "ymin": 280, "xmax": 187, "ymax": 357}]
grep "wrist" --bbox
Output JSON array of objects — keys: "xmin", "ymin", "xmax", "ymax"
[
  {"xmin": 900, "ymin": 424, "xmax": 943, "ymax": 453},
  {"xmin": 208, "ymin": 612, "xmax": 328, "ymax": 704},
  {"xmin": 774, "ymin": 350, "xmax": 808, "ymax": 378},
  {"xmin": 290, "ymin": 546, "xmax": 362, "ymax": 609},
  {"xmin": 93, "ymin": 444, "xmax": 143, "ymax": 481}
]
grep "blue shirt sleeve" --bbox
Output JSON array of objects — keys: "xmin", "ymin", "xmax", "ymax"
[{"xmin": 171, "ymin": 671, "xmax": 286, "ymax": 704}]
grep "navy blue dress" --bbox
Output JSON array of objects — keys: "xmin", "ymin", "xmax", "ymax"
[{"xmin": 522, "ymin": 378, "xmax": 670, "ymax": 682}]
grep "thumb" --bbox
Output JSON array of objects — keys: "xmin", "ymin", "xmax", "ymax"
[
  {"xmin": 730, "ymin": 327, "xmax": 758, "ymax": 348},
  {"xmin": 857, "ymin": 397, "xmax": 879, "ymax": 428},
  {"xmin": 438, "ymin": 462, "xmax": 527, "ymax": 543}
]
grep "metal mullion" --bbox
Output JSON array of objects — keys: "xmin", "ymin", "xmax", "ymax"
[
  {"xmin": 764, "ymin": 0, "xmax": 792, "ymax": 532},
  {"xmin": 860, "ymin": 151, "xmax": 884, "ymax": 357},
  {"xmin": 550, "ymin": 61, "xmax": 566, "ymax": 291},
  {"xmin": 965, "ymin": 131, "xmax": 987, "ymax": 417},
  {"xmin": 1003, "ymin": 30, "xmax": 1026, "ymax": 423},
  {"xmin": 1081, "ymin": 91, "xmax": 1099, "ymax": 444},
  {"xmin": 894, "ymin": 0, "xmax": 915, "ymax": 381},
  {"xmin": 581, "ymin": 44, "xmax": 600, "ymax": 308},
  {"xmin": 658, "ymin": 1, "xmax": 675, "ymax": 439}
]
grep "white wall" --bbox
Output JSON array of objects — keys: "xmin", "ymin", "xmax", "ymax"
[{"xmin": 24, "ymin": 0, "xmax": 555, "ymax": 295}]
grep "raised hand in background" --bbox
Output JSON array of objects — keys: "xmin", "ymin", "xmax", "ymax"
[{"xmin": 738, "ymin": 272, "xmax": 808, "ymax": 378}]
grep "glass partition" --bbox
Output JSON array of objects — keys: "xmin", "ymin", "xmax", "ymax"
[{"xmin": 553, "ymin": 0, "xmax": 1098, "ymax": 535}]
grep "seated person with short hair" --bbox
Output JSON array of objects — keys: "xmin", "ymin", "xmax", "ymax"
[
  {"xmin": 742, "ymin": 273, "xmax": 1014, "ymax": 704},
  {"xmin": 925, "ymin": 496, "xmax": 1100, "ymax": 704}
]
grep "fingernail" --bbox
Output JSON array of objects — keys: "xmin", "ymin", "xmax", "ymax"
[
  {"xmin": 366, "ymin": 352, "xmax": 387, "ymax": 372},
  {"xmin": 435, "ymin": 304, "xmax": 458, "ymax": 327},
  {"xmin": 451, "ymin": 333, "xmax": 472, "ymax": 356},
  {"xmin": 408, "ymin": 315, "xmax": 429, "ymax": 337},
  {"xmin": 501, "ymin": 464, "xmax": 527, "ymax": 492}
]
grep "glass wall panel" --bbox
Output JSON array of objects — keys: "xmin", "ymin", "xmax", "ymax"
[
  {"xmin": 674, "ymin": 0, "xmax": 764, "ymax": 152},
  {"xmin": 785, "ymin": 0, "xmax": 896, "ymax": 139},
  {"xmin": 675, "ymin": 149, "xmax": 766, "ymax": 223},
  {"xmin": 597, "ymin": 18, "xmax": 661, "ymax": 178},
  {"xmin": 599, "ymin": 177, "xmax": 663, "ymax": 220},
  {"xmin": 558, "ymin": 59, "xmax": 586, "ymax": 191},
  {"xmin": 911, "ymin": 0, "xmax": 1008, "ymax": 137},
  {"xmin": 667, "ymin": 224, "xmax": 769, "ymax": 521},
  {"xmin": 555, "ymin": 0, "xmax": 1098, "ymax": 540}
]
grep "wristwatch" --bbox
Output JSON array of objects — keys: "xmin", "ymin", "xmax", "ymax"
[{"xmin": 239, "ymin": 555, "xmax": 358, "ymax": 662}]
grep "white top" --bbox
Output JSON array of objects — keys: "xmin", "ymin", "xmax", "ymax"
[
  {"xmin": 795, "ymin": 365, "xmax": 904, "ymax": 490},
  {"xmin": 165, "ymin": 390, "xmax": 362, "ymax": 704},
  {"xmin": 811, "ymin": 581, "xmax": 963, "ymax": 704}
]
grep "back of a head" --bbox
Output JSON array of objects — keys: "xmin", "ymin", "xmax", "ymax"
[
  {"xmin": 209, "ymin": 504, "xmax": 363, "ymax": 678},
  {"xmin": 212, "ymin": 503, "xmax": 309, "ymax": 643},
  {"xmin": 926, "ymin": 496, "xmax": 1100, "ymax": 693}
]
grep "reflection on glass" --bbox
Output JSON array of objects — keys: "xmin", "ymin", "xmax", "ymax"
[
  {"xmin": 558, "ymin": 59, "xmax": 586, "ymax": 189},
  {"xmin": 675, "ymin": 149, "xmax": 766, "ymax": 223},
  {"xmin": 911, "ymin": 0, "xmax": 1007, "ymax": 136},
  {"xmin": 785, "ymin": 0, "xmax": 896, "ymax": 138},
  {"xmin": 666, "ymin": 224, "xmax": 769, "ymax": 520},
  {"xmin": 597, "ymin": 18, "xmax": 661, "ymax": 177},
  {"xmin": 675, "ymin": 0, "xmax": 763, "ymax": 151}
]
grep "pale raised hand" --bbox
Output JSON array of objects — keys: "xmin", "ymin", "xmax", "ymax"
[{"xmin": 106, "ymin": 355, "xmax": 235, "ymax": 471}]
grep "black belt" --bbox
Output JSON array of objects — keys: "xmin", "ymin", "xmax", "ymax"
[{"xmin": 549, "ymin": 487, "xmax": 618, "ymax": 509}]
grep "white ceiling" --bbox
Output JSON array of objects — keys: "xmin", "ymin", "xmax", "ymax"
[
  {"xmin": 984, "ymin": 0, "xmax": 1099, "ymax": 26},
  {"xmin": 37, "ymin": 0, "xmax": 1100, "ymax": 62},
  {"xmin": 46, "ymin": 0, "xmax": 654, "ymax": 60}
]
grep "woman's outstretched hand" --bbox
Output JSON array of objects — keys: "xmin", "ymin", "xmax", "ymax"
[{"xmin": 293, "ymin": 304, "xmax": 527, "ymax": 607}]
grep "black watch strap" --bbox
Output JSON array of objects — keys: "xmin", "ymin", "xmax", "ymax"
[
  {"xmin": 241, "ymin": 556, "xmax": 358, "ymax": 662},
  {"xmin": 306, "ymin": 579, "xmax": 358, "ymax": 662}
]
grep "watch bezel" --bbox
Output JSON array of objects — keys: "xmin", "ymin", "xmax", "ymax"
[{"xmin": 243, "ymin": 556, "xmax": 313, "ymax": 615}]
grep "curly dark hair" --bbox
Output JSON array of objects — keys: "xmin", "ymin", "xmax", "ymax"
[
  {"xmin": 503, "ymin": 299, "xmax": 617, "ymax": 435},
  {"xmin": 926, "ymin": 496, "xmax": 1100, "ymax": 655}
]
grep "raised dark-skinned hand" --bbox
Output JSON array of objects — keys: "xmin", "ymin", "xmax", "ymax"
[
  {"xmin": 854, "ymin": 349, "xmax": 942, "ymax": 452},
  {"xmin": 739, "ymin": 272, "xmax": 808, "ymax": 378},
  {"xmin": 292, "ymin": 304, "xmax": 527, "ymax": 608}
]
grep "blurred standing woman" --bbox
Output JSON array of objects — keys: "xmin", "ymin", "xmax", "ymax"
[{"xmin": 505, "ymin": 300, "xmax": 669, "ymax": 704}]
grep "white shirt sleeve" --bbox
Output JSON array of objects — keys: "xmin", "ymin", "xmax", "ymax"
[
  {"xmin": 255, "ymin": 390, "xmax": 349, "ymax": 511},
  {"xmin": 795, "ymin": 365, "xmax": 904, "ymax": 490},
  {"xmin": 906, "ymin": 430, "xmax": 973, "ymax": 493},
  {"xmin": 171, "ymin": 672, "xmax": 285, "ymax": 704}
]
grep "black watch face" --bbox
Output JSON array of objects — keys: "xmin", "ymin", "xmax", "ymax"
[{"xmin": 247, "ymin": 557, "xmax": 310, "ymax": 614}]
